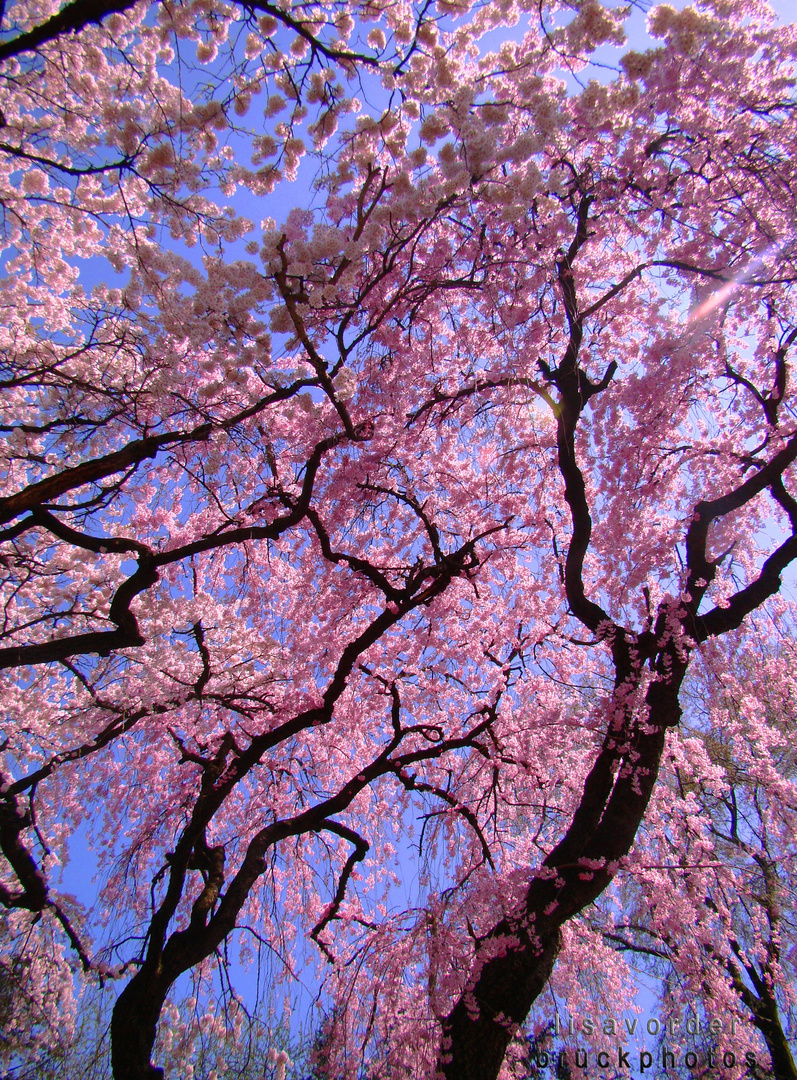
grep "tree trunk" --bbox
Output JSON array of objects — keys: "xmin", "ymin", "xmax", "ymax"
[
  {"xmin": 437, "ymin": 665, "xmax": 684, "ymax": 1079},
  {"xmin": 110, "ymin": 972, "xmax": 170, "ymax": 1080}
]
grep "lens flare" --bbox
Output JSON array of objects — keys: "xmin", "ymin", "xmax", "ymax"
[{"xmin": 685, "ymin": 241, "xmax": 785, "ymax": 324}]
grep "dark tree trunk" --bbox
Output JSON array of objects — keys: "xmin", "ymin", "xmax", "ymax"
[
  {"xmin": 437, "ymin": 664, "xmax": 684, "ymax": 1079},
  {"xmin": 110, "ymin": 973, "xmax": 170, "ymax": 1080}
]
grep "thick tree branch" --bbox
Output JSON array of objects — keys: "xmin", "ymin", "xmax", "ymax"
[{"xmin": 0, "ymin": 0, "xmax": 139, "ymax": 63}]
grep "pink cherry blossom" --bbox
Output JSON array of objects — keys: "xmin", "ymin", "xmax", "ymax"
[{"xmin": 1, "ymin": 0, "xmax": 796, "ymax": 1078}]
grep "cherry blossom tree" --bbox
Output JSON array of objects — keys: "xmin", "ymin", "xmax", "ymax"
[{"xmin": 1, "ymin": 0, "xmax": 797, "ymax": 1077}]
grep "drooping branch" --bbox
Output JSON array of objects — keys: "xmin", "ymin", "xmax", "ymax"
[
  {"xmin": 392, "ymin": 764, "xmax": 496, "ymax": 871},
  {"xmin": 310, "ymin": 821, "xmax": 371, "ymax": 961}
]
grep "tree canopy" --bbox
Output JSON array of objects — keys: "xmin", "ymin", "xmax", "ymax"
[{"xmin": 1, "ymin": 0, "xmax": 797, "ymax": 1077}]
